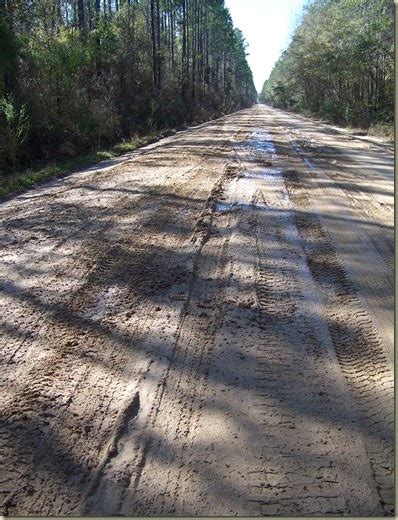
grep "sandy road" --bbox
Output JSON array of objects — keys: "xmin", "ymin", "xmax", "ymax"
[{"xmin": 0, "ymin": 104, "xmax": 393, "ymax": 516}]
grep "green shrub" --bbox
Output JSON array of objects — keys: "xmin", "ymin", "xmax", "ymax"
[{"xmin": 0, "ymin": 95, "xmax": 30, "ymax": 172}]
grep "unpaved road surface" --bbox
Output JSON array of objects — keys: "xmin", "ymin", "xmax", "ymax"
[{"xmin": 0, "ymin": 105, "xmax": 394, "ymax": 516}]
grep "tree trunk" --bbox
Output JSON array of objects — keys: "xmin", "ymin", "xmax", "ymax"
[
  {"xmin": 150, "ymin": 0, "xmax": 158, "ymax": 93},
  {"xmin": 156, "ymin": 0, "xmax": 161, "ymax": 91},
  {"xmin": 77, "ymin": 0, "xmax": 85, "ymax": 30}
]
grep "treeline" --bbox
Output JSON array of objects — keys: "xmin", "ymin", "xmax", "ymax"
[
  {"xmin": 259, "ymin": 0, "xmax": 393, "ymax": 128},
  {"xmin": 0, "ymin": 0, "xmax": 256, "ymax": 173}
]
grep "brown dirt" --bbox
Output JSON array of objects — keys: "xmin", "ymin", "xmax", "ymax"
[{"xmin": 0, "ymin": 105, "xmax": 394, "ymax": 516}]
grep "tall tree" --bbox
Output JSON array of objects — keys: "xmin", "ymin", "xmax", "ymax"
[
  {"xmin": 259, "ymin": 0, "xmax": 393, "ymax": 128},
  {"xmin": 0, "ymin": 0, "xmax": 257, "ymax": 174}
]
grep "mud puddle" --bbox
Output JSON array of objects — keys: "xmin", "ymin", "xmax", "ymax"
[
  {"xmin": 241, "ymin": 167, "xmax": 282, "ymax": 180},
  {"xmin": 215, "ymin": 131, "xmax": 291, "ymax": 213},
  {"xmin": 250, "ymin": 129, "xmax": 277, "ymax": 155},
  {"xmin": 214, "ymin": 201, "xmax": 267, "ymax": 214}
]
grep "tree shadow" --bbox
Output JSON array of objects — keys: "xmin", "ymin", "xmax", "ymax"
[{"xmin": 0, "ymin": 108, "xmax": 394, "ymax": 515}]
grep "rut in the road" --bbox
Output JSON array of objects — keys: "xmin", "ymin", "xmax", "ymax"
[
  {"xmin": 81, "ymin": 159, "xmax": 243, "ymax": 515},
  {"xmin": 0, "ymin": 118, "xmax": 238, "ymax": 516},
  {"xmin": 284, "ymin": 168, "xmax": 394, "ymax": 515},
  {"xmin": 237, "ymin": 182, "xmax": 379, "ymax": 516}
]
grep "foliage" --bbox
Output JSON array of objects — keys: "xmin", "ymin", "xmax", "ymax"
[
  {"xmin": 259, "ymin": 0, "xmax": 393, "ymax": 128},
  {"xmin": 0, "ymin": 131, "xmax": 161, "ymax": 199},
  {"xmin": 0, "ymin": 0, "xmax": 257, "ymax": 175},
  {"xmin": 0, "ymin": 95, "xmax": 30, "ymax": 171}
]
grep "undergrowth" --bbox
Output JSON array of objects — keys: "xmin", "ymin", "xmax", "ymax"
[{"xmin": 0, "ymin": 131, "xmax": 173, "ymax": 199}]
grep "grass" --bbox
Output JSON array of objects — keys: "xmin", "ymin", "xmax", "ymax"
[
  {"xmin": 367, "ymin": 123, "xmax": 394, "ymax": 142},
  {"xmin": 0, "ymin": 131, "xmax": 174, "ymax": 200}
]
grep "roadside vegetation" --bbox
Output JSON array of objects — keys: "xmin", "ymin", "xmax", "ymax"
[
  {"xmin": 259, "ymin": 0, "xmax": 393, "ymax": 135},
  {"xmin": 0, "ymin": 0, "xmax": 256, "ymax": 182},
  {"xmin": 0, "ymin": 131, "xmax": 166, "ymax": 198}
]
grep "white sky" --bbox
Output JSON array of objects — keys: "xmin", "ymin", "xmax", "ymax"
[{"xmin": 225, "ymin": 0, "xmax": 307, "ymax": 92}]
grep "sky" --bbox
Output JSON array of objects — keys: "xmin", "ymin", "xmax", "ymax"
[{"xmin": 224, "ymin": 0, "xmax": 307, "ymax": 93}]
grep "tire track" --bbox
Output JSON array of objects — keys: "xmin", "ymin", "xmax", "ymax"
[
  {"xmin": 154, "ymin": 116, "xmax": 383, "ymax": 516},
  {"xmin": 283, "ymin": 168, "xmax": 394, "ymax": 515},
  {"xmin": 78, "ymin": 124, "xmax": 244, "ymax": 515},
  {"xmin": 0, "ymin": 160, "xmax": 221, "ymax": 515},
  {"xmin": 113, "ymin": 162, "xmax": 241, "ymax": 516},
  {"xmin": 215, "ymin": 171, "xmax": 380, "ymax": 515}
]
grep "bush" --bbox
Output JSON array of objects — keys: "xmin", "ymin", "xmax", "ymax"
[{"xmin": 0, "ymin": 95, "xmax": 29, "ymax": 172}]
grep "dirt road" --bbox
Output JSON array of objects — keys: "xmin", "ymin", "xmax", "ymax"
[{"xmin": 0, "ymin": 105, "xmax": 394, "ymax": 516}]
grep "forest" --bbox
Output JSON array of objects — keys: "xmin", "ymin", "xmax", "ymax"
[
  {"xmin": 0, "ymin": 0, "xmax": 256, "ymax": 175},
  {"xmin": 259, "ymin": 0, "xmax": 394, "ymax": 130}
]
